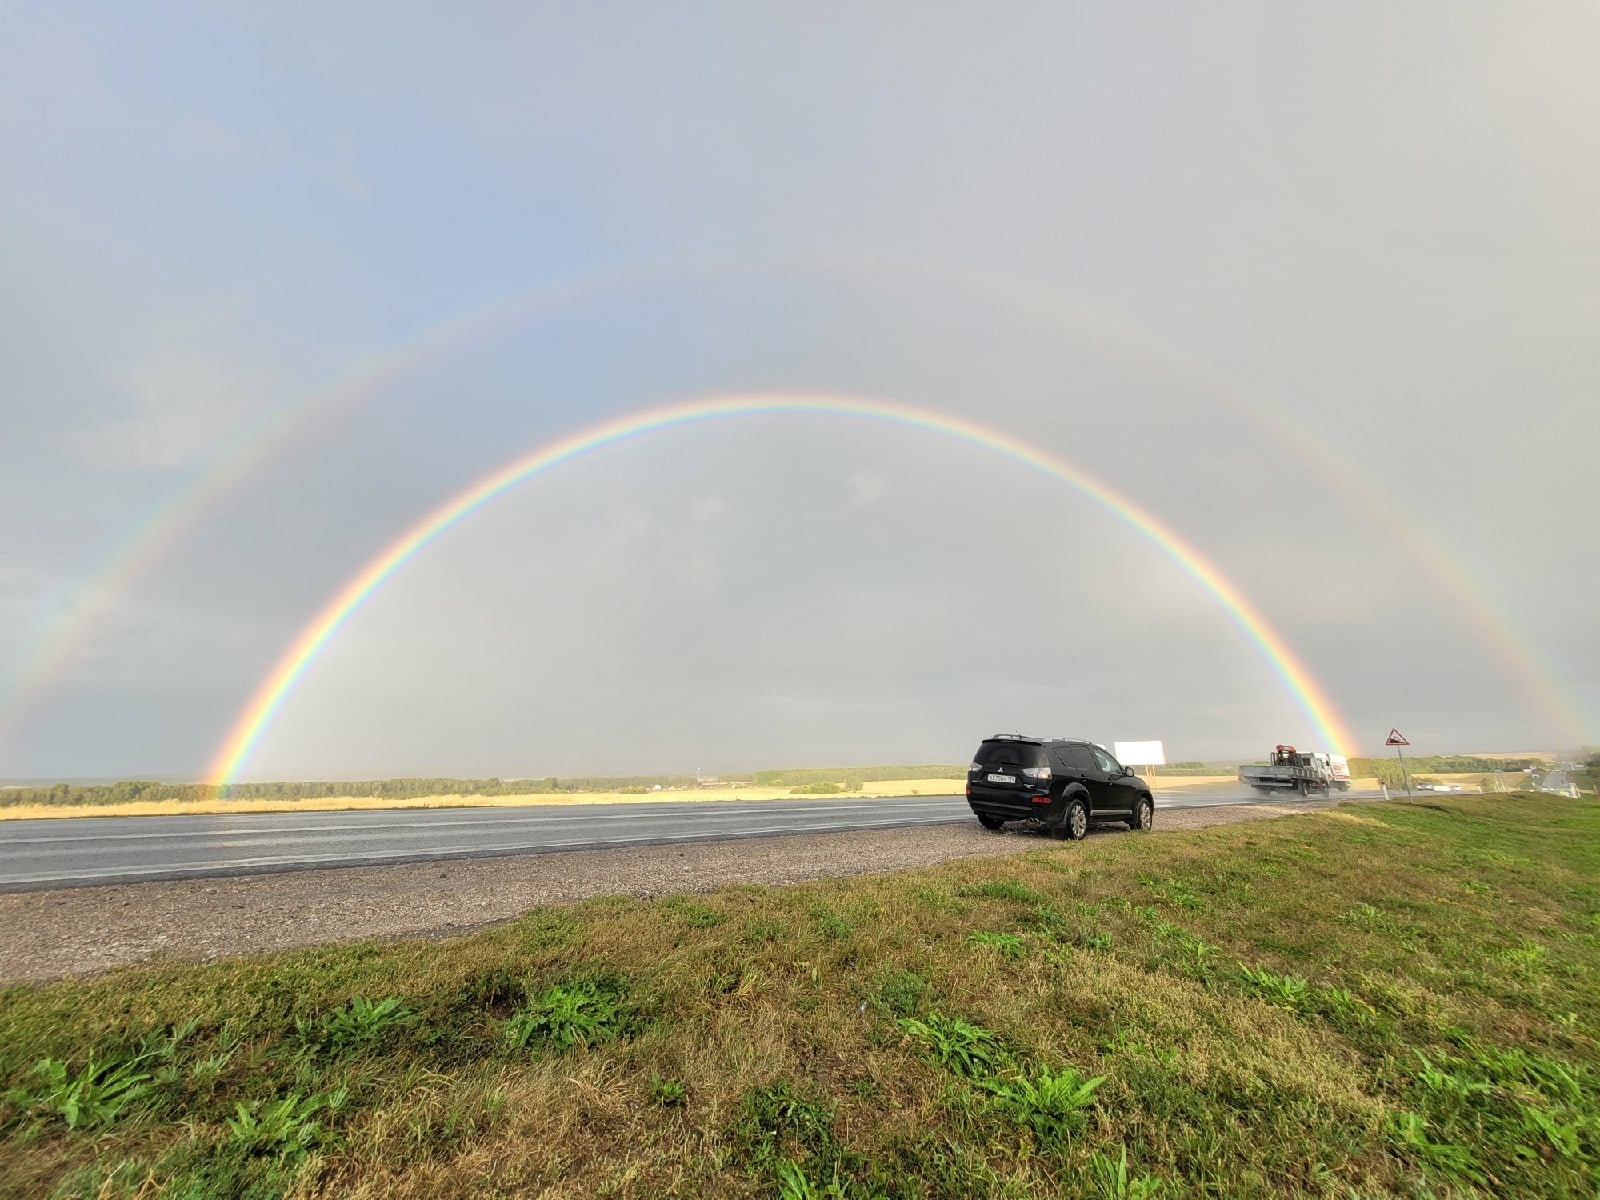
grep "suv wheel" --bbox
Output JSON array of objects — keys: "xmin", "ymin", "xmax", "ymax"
[
  {"xmin": 1061, "ymin": 797, "xmax": 1089, "ymax": 841},
  {"xmin": 1131, "ymin": 796, "xmax": 1154, "ymax": 831},
  {"xmin": 977, "ymin": 814, "xmax": 1005, "ymax": 832}
]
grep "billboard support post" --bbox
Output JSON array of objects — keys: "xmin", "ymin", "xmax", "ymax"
[{"xmin": 1113, "ymin": 741, "xmax": 1166, "ymax": 789}]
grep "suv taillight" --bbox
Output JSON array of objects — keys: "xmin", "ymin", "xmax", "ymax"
[
  {"xmin": 969, "ymin": 761, "xmax": 983, "ymax": 774},
  {"xmin": 1021, "ymin": 766, "xmax": 1052, "ymax": 781}
]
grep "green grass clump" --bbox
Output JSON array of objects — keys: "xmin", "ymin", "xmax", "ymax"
[
  {"xmin": 1088, "ymin": 1145, "xmax": 1168, "ymax": 1198},
  {"xmin": 966, "ymin": 930, "xmax": 1026, "ymax": 959},
  {"xmin": 983, "ymin": 1065, "xmax": 1104, "ymax": 1150},
  {"xmin": 2, "ymin": 795, "xmax": 1598, "ymax": 1197},
  {"xmin": 665, "ymin": 897, "xmax": 727, "ymax": 928},
  {"xmin": 898, "ymin": 1012, "xmax": 1012, "ymax": 1080},
  {"xmin": 297, "ymin": 994, "xmax": 417, "ymax": 1054},
  {"xmin": 955, "ymin": 878, "xmax": 1044, "ymax": 905},
  {"xmin": 5, "ymin": 1056, "xmax": 154, "ymax": 1131},
  {"xmin": 649, "ymin": 1073, "xmax": 688, "ymax": 1107},
  {"xmin": 224, "ymin": 1088, "xmax": 348, "ymax": 1161},
  {"xmin": 871, "ymin": 969, "xmax": 930, "ymax": 1017},
  {"xmin": 500, "ymin": 976, "xmax": 633, "ymax": 1052}
]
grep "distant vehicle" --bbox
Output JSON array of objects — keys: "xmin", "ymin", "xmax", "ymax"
[
  {"xmin": 1416, "ymin": 781, "xmax": 1462, "ymax": 793},
  {"xmin": 1326, "ymin": 754, "xmax": 1351, "ymax": 791},
  {"xmin": 1238, "ymin": 745, "xmax": 1338, "ymax": 797},
  {"xmin": 966, "ymin": 735, "xmax": 1153, "ymax": 840}
]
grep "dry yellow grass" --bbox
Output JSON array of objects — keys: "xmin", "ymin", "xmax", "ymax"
[
  {"xmin": 5, "ymin": 768, "xmax": 1504, "ymax": 821},
  {"xmin": 1141, "ymin": 774, "xmax": 1235, "ymax": 793},
  {"xmin": 0, "ymin": 778, "xmax": 968, "ymax": 822}
]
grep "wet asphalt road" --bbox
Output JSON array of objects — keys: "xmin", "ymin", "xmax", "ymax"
[{"xmin": 0, "ymin": 789, "xmax": 1376, "ymax": 890}]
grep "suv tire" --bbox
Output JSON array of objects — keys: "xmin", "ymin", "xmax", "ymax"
[
  {"xmin": 1061, "ymin": 797, "xmax": 1089, "ymax": 841},
  {"xmin": 977, "ymin": 814, "xmax": 1006, "ymax": 832},
  {"xmin": 1131, "ymin": 796, "xmax": 1154, "ymax": 831}
]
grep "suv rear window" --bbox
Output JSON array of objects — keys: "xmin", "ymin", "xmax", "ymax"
[{"xmin": 973, "ymin": 740, "xmax": 1045, "ymax": 769}]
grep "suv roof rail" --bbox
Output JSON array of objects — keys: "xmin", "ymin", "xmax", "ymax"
[{"xmin": 988, "ymin": 733, "xmax": 1041, "ymax": 741}]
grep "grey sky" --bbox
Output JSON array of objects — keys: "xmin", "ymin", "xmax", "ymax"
[{"xmin": 2, "ymin": 3, "xmax": 1595, "ymax": 780}]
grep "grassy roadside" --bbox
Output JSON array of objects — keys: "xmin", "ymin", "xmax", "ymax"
[{"xmin": 2, "ymin": 796, "xmax": 1596, "ymax": 1198}]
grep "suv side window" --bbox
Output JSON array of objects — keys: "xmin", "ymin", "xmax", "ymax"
[
  {"xmin": 1091, "ymin": 747, "xmax": 1120, "ymax": 775},
  {"xmin": 1062, "ymin": 745, "xmax": 1098, "ymax": 773}
]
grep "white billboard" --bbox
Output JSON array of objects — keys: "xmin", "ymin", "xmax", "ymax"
[{"xmin": 1114, "ymin": 740, "xmax": 1166, "ymax": 767}]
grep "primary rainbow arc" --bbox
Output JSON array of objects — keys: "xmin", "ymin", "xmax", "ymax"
[
  {"xmin": 9, "ymin": 257, "xmax": 1586, "ymax": 763},
  {"xmin": 207, "ymin": 392, "xmax": 1357, "ymax": 786}
]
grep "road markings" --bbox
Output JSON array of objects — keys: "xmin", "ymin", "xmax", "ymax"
[
  {"xmin": 2, "ymin": 799, "xmax": 964, "ymax": 845},
  {"xmin": 0, "ymin": 814, "xmax": 969, "ymax": 886},
  {"xmin": 0, "ymin": 792, "xmax": 1372, "ymax": 888}
]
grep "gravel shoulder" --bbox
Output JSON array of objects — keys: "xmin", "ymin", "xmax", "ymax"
[{"xmin": 0, "ymin": 798, "xmax": 1353, "ymax": 985}]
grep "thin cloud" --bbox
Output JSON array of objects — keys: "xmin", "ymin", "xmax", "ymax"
[{"xmin": 64, "ymin": 344, "xmax": 277, "ymax": 472}]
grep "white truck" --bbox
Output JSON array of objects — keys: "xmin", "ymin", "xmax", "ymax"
[
  {"xmin": 1326, "ymin": 754, "xmax": 1351, "ymax": 791},
  {"xmin": 1239, "ymin": 745, "xmax": 1347, "ymax": 797}
]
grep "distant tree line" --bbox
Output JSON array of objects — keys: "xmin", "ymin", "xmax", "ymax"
[
  {"xmin": 751, "ymin": 765, "xmax": 965, "ymax": 788},
  {"xmin": 1349, "ymin": 755, "xmax": 1542, "ymax": 787},
  {"xmin": 4, "ymin": 753, "xmax": 1566, "ymax": 811},
  {"xmin": 1154, "ymin": 762, "xmax": 1244, "ymax": 776},
  {"xmin": 0, "ymin": 775, "xmax": 700, "ymax": 810},
  {"xmin": 1574, "ymin": 750, "xmax": 1599, "ymax": 794}
]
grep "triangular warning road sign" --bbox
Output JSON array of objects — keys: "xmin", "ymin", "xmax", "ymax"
[{"xmin": 1385, "ymin": 729, "xmax": 1409, "ymax": 747}]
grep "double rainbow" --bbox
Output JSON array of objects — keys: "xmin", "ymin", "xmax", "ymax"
[
  {"xmin": 6, "ymin": 257, "xmax": 1588, "ymax": 764},
  {"xmin": 207, "ymin": 391, "xmax": 1356, "ymax": 786}
]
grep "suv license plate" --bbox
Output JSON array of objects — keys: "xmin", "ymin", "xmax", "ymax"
[{"xmin": 986, "ymin": 773, "xmax": 1016, "ymax": 784}]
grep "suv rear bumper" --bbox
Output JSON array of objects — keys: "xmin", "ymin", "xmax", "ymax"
[{"xmin": 966, "ymin": 784, "xmax": 1052, "ymax": 822}]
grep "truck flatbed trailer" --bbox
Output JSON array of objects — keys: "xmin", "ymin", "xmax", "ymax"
[{"xmin": 1238, "ymin": 745, "xmax": 1338, "ymax": 797}]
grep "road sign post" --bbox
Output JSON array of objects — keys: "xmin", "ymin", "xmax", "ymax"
[{"xmin": 1385, "ymin": 729, "xmax": 1412, "ymax": 800}]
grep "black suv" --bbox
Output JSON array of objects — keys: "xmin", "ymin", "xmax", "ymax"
[{"xmin": 966, "ymin": 735, "xmax": 1154, "ymax": 839}]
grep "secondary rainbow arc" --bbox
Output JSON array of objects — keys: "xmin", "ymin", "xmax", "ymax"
[
  {"xmin": 8, "ymin": 256, "xmax": 1586, "ymax": 765},
  {"xmin": 207, "ymin": 392, "xmax": 1356, "ymax": 787}
]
